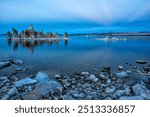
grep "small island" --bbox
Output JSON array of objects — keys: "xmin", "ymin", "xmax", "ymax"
[{"xmin": 7, "ymin": 25, "xmax": 69, "ymax": 39}]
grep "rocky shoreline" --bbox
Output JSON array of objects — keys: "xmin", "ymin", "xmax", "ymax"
[{"xmin": 0, "ymin": 57, "xmax": 150, "ymax": 100}]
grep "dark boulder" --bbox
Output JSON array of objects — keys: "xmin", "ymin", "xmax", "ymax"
[
  {"xmin": 102, "ymin": 66, "xmax": 110, "ymax": 73},
  {"xmin": 136, "ymin": 60, "xmax": 147, "ymax": 64}
]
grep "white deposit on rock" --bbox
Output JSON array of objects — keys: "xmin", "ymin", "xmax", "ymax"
[
  {"xmin": 99, "ymin": 73, "xmax": 108, "ymax": 79},
  {"xmin": 55, "ymin": 74, "xmax": 61, "ymax": 79},
  {"xmin": 35, "ymin": 72, "xmax": 49, "ymax": 84},
  {"xmin": 105, "ymin": 86, "xmax": 116, "ymax": 93},
  {"xmin": 82, "ymin": 72, "xmax": 89, "ymax": 75},
  {"xmin": 87, "ymin": 74, "xmax": 99, "ymax": 82},
  {"xmin": 132, "ymin": 83, "xmax": 150, "ymax": 99},
  {"xmin": 115, "ymin": 71, "xmax": 129, "ymax": 78},
  {"xmin": 136, "ymin": 60, "xmax": 147, "ymax": 64},
  {"xmin": 21, "ymin": 72, "xmax": 63, "ymax": 99},
  {"xmin": 1, "ymin": 87, "xmax": 18, "ymax": 100},
  {"xmin": 15, "ymin": 78, "xmax": 37, "ymax": 87},
  {"xmin": 118, "ymin": 65, "xmax": 124, "ymax": 70},
  {"xmin": 115, "ymin": 87, "xmax": 131, "ymax": 97},
  {"xmin": 13, "ymin": 59, "xmax": 23, "ymax": 65},
  {"xmin": 0, "ymin": 76, "xmax": 9, "ymax": 88},
  {"xmin": 132, "ymin": 83, "xmax": 147, "ymax": 95},
  {"xmin": 0, "ymin": 62, "xmax": 10, "ymax": 69}
]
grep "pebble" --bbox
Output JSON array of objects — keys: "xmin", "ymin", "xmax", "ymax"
[
  {"xmin": 136, "ymin": 60, "xmax": 147, "ymax": 64},
  {"xmin": 118, "ymin": 65, "xmax": 124, "ymax": 70},
  {"xmin": 55, "ymin": 74, "xmax": 61, "ymax": 79}
]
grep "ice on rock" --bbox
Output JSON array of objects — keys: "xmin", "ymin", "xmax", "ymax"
[
  {"xmin": 82, "ymin": 72, "xmax": 89, "ymax": 75},
  {"xmin": 1, "ymin": 87, "xmax": 18, "ymax": 100},
  {"xmin": 118, "ymin": 65, "xmax": 124, "ymax": 70},
  {"xmin": 0, "ymin": 62, "xmax": 11, "ymax": 69},
  {"xmin": 35, "ymin": 72, "xmax": 49, "ymax": 84},
  {"xmin": 87, "ymin": 74, "xmax": 99, "ymax": 82},
  {"xmin": 115, "ymin": 71, "xmax": 129, "ymax": 78},
  {"xmin": 15, "ymin": 78, "xmax": 37, "ymax": 87},
  {"xmin": 105, "ymin": 86, "xmax": 116, "ymax": 93}
]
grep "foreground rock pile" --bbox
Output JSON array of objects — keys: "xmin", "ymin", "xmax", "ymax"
[{"xmin": 0, "ymin": 57, "xmax": 150, "ymax": 100}]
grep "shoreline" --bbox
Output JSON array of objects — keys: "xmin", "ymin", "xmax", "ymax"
[
  {"xmin": 1, "ymin": 32, "xmax": 150, "ymax": 36},
  {"xmin": 0, "ymin": 57, "xmax": 150, "ymax": 100}
]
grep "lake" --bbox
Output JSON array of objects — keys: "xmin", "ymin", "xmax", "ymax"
[{"xmin": 0, "ymin": 35, "xmax": 150, "ymax": 74}]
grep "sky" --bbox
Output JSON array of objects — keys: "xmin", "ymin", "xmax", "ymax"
[{"xmin": 0, "ymin": 0, "xmax": 150, "ymax": 33}]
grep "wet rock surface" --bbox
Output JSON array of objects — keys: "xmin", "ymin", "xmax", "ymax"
[{"xmin": 0, "ymin": 57, "xmax": 150, "ymax": 100}]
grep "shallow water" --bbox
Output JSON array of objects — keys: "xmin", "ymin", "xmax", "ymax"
[{"xmin": 0, "ymin": 35, "xmax": 150, "ymax": 74}]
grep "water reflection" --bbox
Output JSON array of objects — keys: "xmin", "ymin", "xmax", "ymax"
[
  {"xmin": 8, "ymin": 39, "xmax": 68, "ymax": 53},
  {"xmin": 7, "ymin": 39, "xmax": 12, "ymax": 46}
]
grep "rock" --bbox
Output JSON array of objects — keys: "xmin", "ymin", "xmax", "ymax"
[
  {"xmin": 35, "ymin": 72, "xmax": 49, "ymax": 83},
  {"xmin": 33, "ymin": 81, "xmax": 62, "ymax": 97},
  {"xmin": 115, "ymin": 87, "xmax": 131, "ymax": 97},
  {"xmin": 0, "ymin": 62, "xmax": 11, "ymax": 69},
  {"xmin": 105, "ymin": 86, "xmax": 116, "ymax": 93},
  {"xmin": 33, "ymin": 72, "xmax": 62, "ymax": 97},
  {"xmin": 87, "ymin": 74, "xmax": 99, "ymax": 82},
  {"xmin": 119, "ymin": 96, "xmax": 144, "ymax": 100},
  {"xmin": 82, "ymin": 72, "xmax": 89, "ymax": 76},
  {"xmin": 15, "ymin": 78, "xmax": 37, "ymax": 87},
  {"xmin": 115, "ymin": 90, "xmax": 125, "ymax": 97},
  {"xmin": 118, "ymin": 65, "xmax": 124, "ymax": 70},
  {"xmin": 12, "ymin": 59, "xmax": 23, "ymax": 66},
  {"xmin": 141, "ymin": 76, "xmax": 149, "ymax": 84},
  {"xmin": 16, "ymin": 68, "xmax": 21, "ymax": 71},
  {"xmin": 28, "ymin": 86, "xmax": 33, "ymax": 91},
  {"xmin": 55, "ymin": 74, "xmax": 61, "ymax": 79},
  {"xmin": 106, "ymin": 79, "xmax": 111, "ymax": 84},
  {"xmin": 99, "ymin": 73, "xmax": 107, "ymax": 80},
  {"xmin": 136, "ymin": 60, "xmax": 147, "ymax": 64},
  {"xmin": 1, "ymin": 87, "xmax": 19, "ymax": 100},
  {"xmin": 115, "ymin": 71, "xmax": 129, "ymax": 78},
  {"xmin": 104, "ymin": 97, "xmax": 112, "ymax": 100},
  {"xmin": 132, "ymin": 83, "xmax": 148, "ymax": 95},
  {"xmin": 143, "ymin": 66, "xmax": 150, "ymax": 73},
  {"xmin": 0, "ymin": 77, "xmax": 9, "ymax": 88},
  {"xmin": 102, "ymin": 66, "xmax": 110, "ymax": 73},
  {"xmin": 140, "ymin": 92, "xmax": 150, "ymax": 100},
  {"xmin": 126, "ymin": 70, "xmax": 132, "ymax": 74}
]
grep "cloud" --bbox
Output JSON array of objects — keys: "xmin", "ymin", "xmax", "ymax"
[{"xmin": 0, "ymin": 0, "xmax": 150, "ymax": 26}]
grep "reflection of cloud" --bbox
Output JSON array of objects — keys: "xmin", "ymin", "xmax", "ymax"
[{"xmin": 0, "ymin": 0, "xmax": 150, "ymax": 25}]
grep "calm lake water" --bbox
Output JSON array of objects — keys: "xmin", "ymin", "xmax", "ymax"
[{"xmin": 0, "ymin": 35, "xmax": 150, "ymax": 74}]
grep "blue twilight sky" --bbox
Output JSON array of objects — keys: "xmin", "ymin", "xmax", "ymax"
[{"xmin": 0, "ymin": 0, "xmax": 150, "ymax": 33}]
